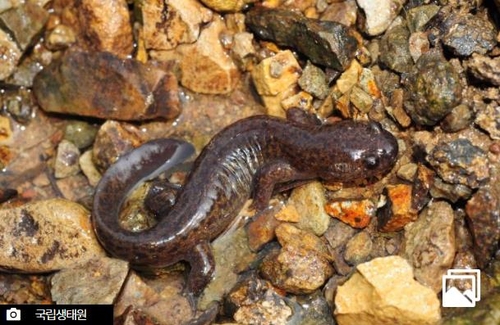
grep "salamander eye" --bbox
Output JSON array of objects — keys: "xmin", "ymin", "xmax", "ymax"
[{"xmin": 364, "ymin": 155, "xmax": 379, "ymax": 170}]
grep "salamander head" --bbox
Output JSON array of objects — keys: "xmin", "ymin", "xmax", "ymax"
[{"xmin": 315, "ymin": 120, "xmax": 398, "ymax": 183}]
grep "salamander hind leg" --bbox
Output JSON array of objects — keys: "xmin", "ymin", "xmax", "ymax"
[{"xmin": 185, "ymin": 241, "xmax": 216, "ymax": 295}]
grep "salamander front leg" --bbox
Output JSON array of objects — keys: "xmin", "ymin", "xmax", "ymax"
[
  {"xmin": 186, "ymin": 241, "xmax": 215, "ymax": 295},
  {"xmin": 251, "ymin": 160, "xmax": 314, "ymax": 211}
]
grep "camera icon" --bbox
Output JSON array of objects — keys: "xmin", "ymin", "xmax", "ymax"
[{"xmin": 6, "ymin": 308, "xmax": 21, "ymax": 321}]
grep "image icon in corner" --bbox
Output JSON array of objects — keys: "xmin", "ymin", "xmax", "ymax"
[
  {"xmin": 442, "ymin": 269, "xmax": 481, "ymax": 308},
  {"xmin": 5, "ymin": 308, "xmax": 21, "ymax": 321}
]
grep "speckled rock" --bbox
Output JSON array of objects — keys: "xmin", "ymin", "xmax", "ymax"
[
  {"xmin": 325, "ymin": 199, "xmax": 376, "ymax": 229},
  {"xmin": 246, "ymin": 7, "xmax": 359, "ymax": 71},
  {"xmin": 92, "ymin": 121, "xmax": 145, "ymax": 172},
  {"xmin": 344, "ymin": 231, "xmax": 373, "ymax": 265},
  {"xmin": 63, "ymin": 121, "xmax": 98, "ymax": 150},
  {"xmin": 0, "ymin": 199, "xmax": 105, "ymax": 272},
  {"xmin": 226, "ymin": 275, "xmax": 293, "ymax": 325},
  {"xmin": 379, "ymin": 21, "xmax": 413, "ymax": 73},
  {"xmin": 54, "ymin": 140, "xmax": 81, "ymax": 179},
  {"xmin": 260, "ymin": 224, "xmax": 333, "ymax": 294},
  {"xmin": 252, "ymin": 50, "xmax": 301, "ymax": 97},
  {"xmin": 403, "ymin": 49, "xmax": 463, "ymax": 126},
  {"xmin": 441, "ymin": 10, "xmax": 497, "ymax": 57},
  {"xmin": 440, "ymin": 104, "xmax": 474, "ymax": 133},
  {"xmin": 288, "ymin": 181, "xmax": 330, "ymax": 236},
  {"xmin": 466, "ymin": 54, "xmax": 500, "ymax": 87},
  {"xmin": 0, "ymin": 1, "xmax": 48, "ymax": 51},
  {"xmin": 58, "ymin": 0, "xmax": 133, "ymax": 57},
  {"xmin": 378, "ymin": 184, "xmax": 417, "ymax": 232},
  {"xmin": 298, "ymin": 61, "xmax": 329, "ymax": 99},
  {"xmin": 356, "ymin": 0, "xmax": 405, "ymax": 36},
  {"xmin": 465, "ymin": 181, "xmax": 500, "ymax": 268},
  {"xmin": 476, "ymin": 103, "xmax": 500, "ymax": 140},
  {"xmin": 0, "ymin": 29, "xmax": 21, "ymax": 80},
  {"xmin": 403, "ymin": 201, "xmax": 456, "ymax": 292},
  {"xmin": 50, "ymin": 257, "xmax": 129, "ymax": 304},
  {"xmin": 334, "ymin": 256, "xmax": 441, "ymax": 325},
  {"xmin": 427, "ymin": 138, "xmax": 489, "ymax": 188},
  {"xmin": 406, "ymin": 4, "xmax": 440, "ymax": 32},
  {"xmin": 141, "ymin": 0, "xmax": 213, "ymax": 50},
  {"xmin": 115, "ymin": 271, "xmax": 194, "ymax": 325},
  {"xmin": 175, "ymin": 15, "xmax": 240, "ymax": 94},
  {"xmin": 33, "ymin": 50, "xmax": 181, "ymax": 121}
]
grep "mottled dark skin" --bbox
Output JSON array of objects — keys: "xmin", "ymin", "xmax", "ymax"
[{"xmin": 92, "ymin": 114, "xmax": 398, "ymax": 295}]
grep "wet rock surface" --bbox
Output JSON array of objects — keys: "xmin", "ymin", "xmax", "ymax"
[
  {"xmin": 2, "ymin": 1, "xmax": 500, "ymax": 324},
  {"xmin": 245, "ymin": 7, "xmax": 359, "ymax": 71},
  {"xmin": 0, "ymin": 199, "xmax": 105, "ymax": 272},
  {"xmin": 33, "ymin": 50, "xmax": 181, "ymax": 121}
]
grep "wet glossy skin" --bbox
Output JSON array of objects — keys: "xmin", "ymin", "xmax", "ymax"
[{"xmin": 92, "ymin": 115, "xmax": 398, "ymax": 294}]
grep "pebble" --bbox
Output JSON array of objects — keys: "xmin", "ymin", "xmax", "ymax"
[
  {"xmin": 403, "ymin": 201, "xmax": 456, "ymax": 292},
  {"xmin": 429, "ymin": 178, "xmax": 472, "ymax": 203},
  {"xmin": 406, "ymin": 4, "xmax": 440, "ymax": 32},
  {"xmin": 33, "ymin": 50, "xmax": 181, "ymax": 121},
  {"xmin": 79, "ymin": 150, "xmax": 102, "ymax": 187},
  {"xmin": 252, "ymin": 50, "xmax": 301, "ymax": 97},
  {"xmin": 92, "ymin": 121, "xmax": 145, "ymax": 172},
  {"xmin": 0, "ymin": 199, "xmax": 105, "ymax": 272},
  {"xmin": 441, "ymin": 10, "xmax": 497, "ymax": 57},
  {"xmin": 321, "ymin": 0, "xmax": 357, "ymax": 27},
  {"xmin": 378, "ymin": 184, "xmax": 417, "ymax": 232},
  {"xmin": 54, "ymin": 140, "xmax": 81, "ymax": 179},
  {"xmin": 200, "ymin": 0, "xmax": 255, "ymax": 12},
  {"xmin": 427, "ymin": 138, "xmax": 489, "ymax": 189},
  {"xmin": 379, "ymin": 21, "xmax": 413, "ymax": 73},
  {"xmin": 334, "ymin": 256, "xmax": 441, "ymax": 325},
  {"xmin": 246, "ymin": 7, "xmax": 358, "ymax": 71},
  {"xmin": 356, "ymin": 0, "xmax": 405, "ymax": 36},
  {"xmin": 141, "ymin": 0, "xmax": 212, "ymax": 50},
  {"xmin": 466, "ymin": 54, "xmax": 500, "ymax": 87},
  {"xmin": 226, "ymin": 275, "xmax": 293, "ymax": 325},
  {"xmin": 50, "ymin": 257, "xmax": 129, "ymax": 304},
  {"xmin": 288, "ymin": 181, "xmax": 330, "ymax": 236},
  {"xmin": 440, "ymin": 104, "xmax": 474, "ymax": 133},
  {"xmin": 0, "ymin": 28, "xmax": 21, "ymax": 80},
  {"xmin": 298, "ymin": 61, "xmax": 329, "ymax": 99},
  {"xmin": 475, "ymin": 103, "xmax": 500, "ymax": 140},
  {"xmin": 344, "ymin": 231, "xmax": 373, "ymax": 265},
  {"xmin": 252, "ymin": 50, "xmax": 302, "ymax": 117},
  {"xmin": 115, "ymin": 271, "xmax": 194, "ymax": 325},
  {"xmin": 465, "ymin": 181, "xmax": 500, "ymax": 268},
  {"xmin": 260, "ymin": 224, "xmax": 333, "ymax": 294},
  {"xmin": 175, "ymin": 15, "xmax": 240, "ymax": 94},
  {"xmin": 403, "ymin": 49, "xmax": 463, "ymax": 126},
  {"xmin": 0, "ymin": 1, "xmax": 48, "ymax": 51},
  {"xmin": 325, "ymin": 199, "xmax": 375, "ymax": 229},
  {"xmin": 45, "ymin": 24, "xmax": 76, "ymax": 50},
  {"xmin": 63, "ymin": 121, "xmax": 98, "ymax": 150},
  {"xmin": 58, "ymin": 0, "xmax": 133, "ymax": 57}
]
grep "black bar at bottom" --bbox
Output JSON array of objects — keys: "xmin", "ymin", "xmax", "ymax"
[{"xmin": 0, "ymin": 304, "xmax": 113, "ymax": 324}]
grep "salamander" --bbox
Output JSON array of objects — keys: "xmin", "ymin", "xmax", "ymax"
[{"xmin": 92, "ymin": 114, "xmax": 398, "ymax": 294}]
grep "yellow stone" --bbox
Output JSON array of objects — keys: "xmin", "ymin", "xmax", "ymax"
[
  {"xmin": 335, "ymin": 256, "xmax": 441, "ymax": 325},
  {"xmin": 252, "ymin": 50, "xmax": 302, "ymax": 96}
]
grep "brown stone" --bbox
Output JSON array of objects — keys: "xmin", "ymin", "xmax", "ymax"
[
  {"xmin": 33, "ymin": 50, "xmax": 180, "ymax": 121},
  {"xmin": 58, "ymin": 0, "xmax": 133, "ymax": 57},
  {"xmin": 176, "ymin": 16, "xmax": 240, "ymax": 94}
]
